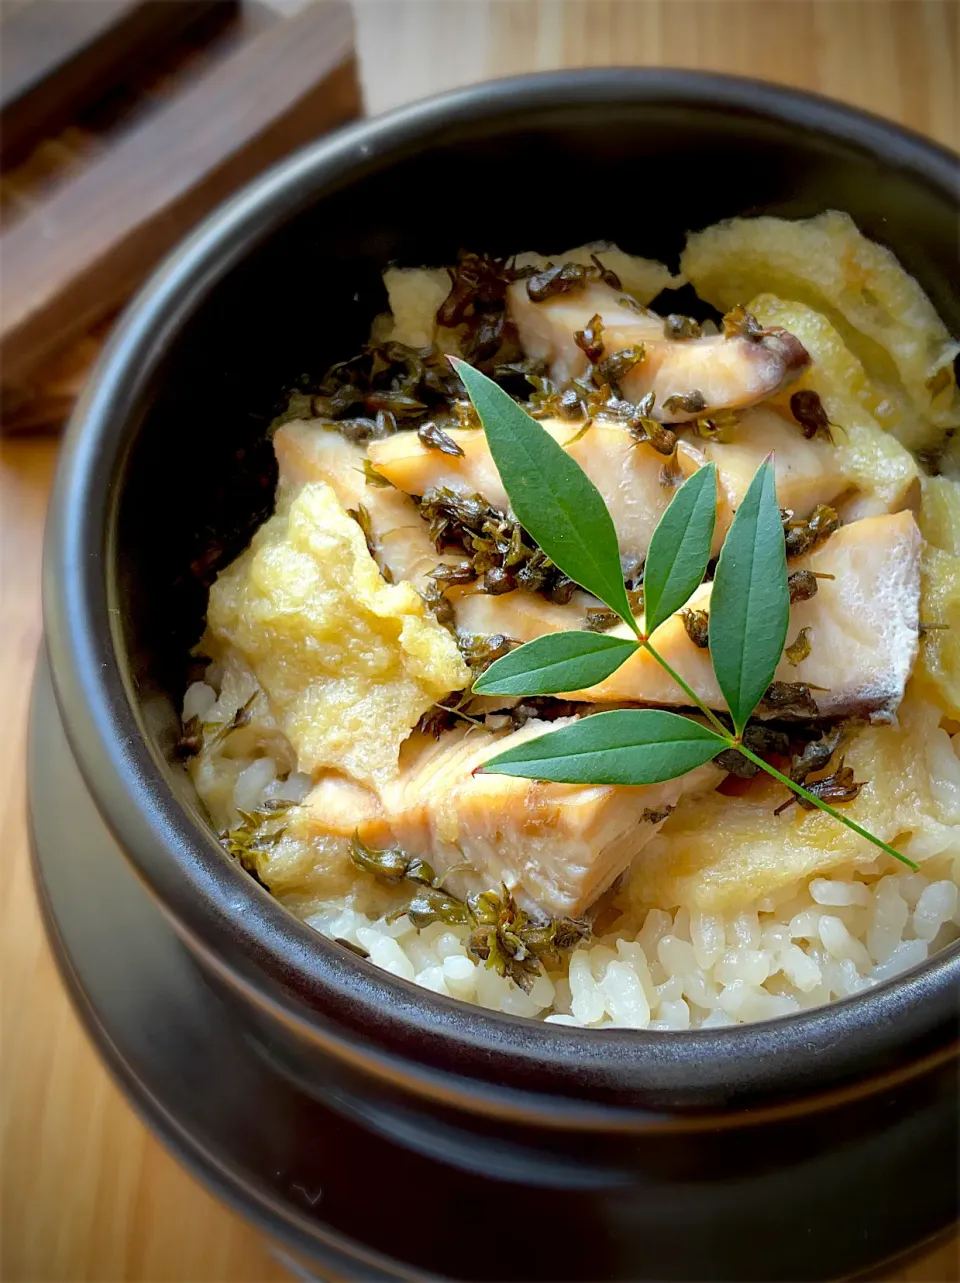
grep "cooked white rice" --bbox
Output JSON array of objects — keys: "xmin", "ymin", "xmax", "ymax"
[{"xmin": 184, "ymin": 672, "xmax": 960, "ymax": 1029}]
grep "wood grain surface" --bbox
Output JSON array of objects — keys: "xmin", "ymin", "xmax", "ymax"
[
  {"xmin": 2, "ymin": 3, "xmax": 958, "ymax": 1280},
  {"xmin": 0, "ymin": 0, "xmax": 227, "ymax": 168},
  {"xmin": 0, "ymin": 0, "xmax": 359, "ymax": 386}
]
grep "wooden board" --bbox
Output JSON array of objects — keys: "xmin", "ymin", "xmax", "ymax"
[
  {"xmin": 0, "ymin": 0, "xmax": 230, "ymax": 168},
  {"xmin": 0, "ymin": 0, "xmax": 359, "ymax": 390},
  {"xmin": 2, "ymin": 3, "xmax": 957, "ymax": 1280}
]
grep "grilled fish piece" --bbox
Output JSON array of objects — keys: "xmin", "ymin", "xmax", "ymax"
[
  {"xmin": 507, "ymin": 279, "xmax": 809, "ymax": 422},
  {"xmin": 565, "ymin": 512, "xmax": 921, "ymax": 722},
  {"xmin": 303, "ymin": 719, "xmax": 718, "ymax": 918}
]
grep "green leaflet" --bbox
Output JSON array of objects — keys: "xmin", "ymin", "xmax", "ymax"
[
  {"xmin": 708, "ymin": 457, "xmax": 789, "ymax": 734},
  {"xmin": 451, "ymin": 359, "xmax": 635, "ymax": 626},
  {"xmin": 472, "ymin": 632, "xmax": 640, "ymax": 697},
  {"xmin": 479, "ymin": 709, "xmax": 726, "ymax": 786},
  {"xmin": 642, "ymin": 462, "xmax": 717, "ymax": 635}
]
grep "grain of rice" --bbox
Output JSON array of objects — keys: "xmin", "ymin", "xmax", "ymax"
[
  {"xmin": 234, "ymin": 758, "xmax": 277, "ymax": 813},
  {"xmin": 552, "ymin": 976, "xmax": 572, "ymax": 1012},
  {"xmin": 810, "ymin": 878, "xmax": 871, "ymax": 907},
  {"xmin": 716, "ymin": 948, "xmax": 772, "ymax": 987},
  {"xmin": 638, "ymin": 908, "xmax": 673, "ymax": 957},
  {"xmin": 731, "ymin": 911, "xmax": 761, "ymax": 950},
  {"xmin": 600, "ymin": 960, "xmax": 651, "ymax": 1028},
  {"xmin": 656, "ymin": 975, "xmax": 684, "ymax": 1003},
  {"xmin": 789, "ymin": 908, "xmax": 824, "ymax": 940},
  {"xmin": 672, "ymin": 906, "xmax": 691, "ymax": 942},
  {"xmin": 404, "ymin": 934, "xmax": 443, "ymax": 973},
  {"xmin": 434, "ymin": 931, "xmax": 468, "ymax": 960},
  {"xmin": 913, "ymin": 881, "xmax": 958, "ymax": 940},
  {"xmin": 442, "ymin": 954, "xmax": 475, "ymax": 982},
  {"xmin": 657, "ymin": 935, "xmax": 697, "ymax": 979},
  {"xmin": 818, "ymin": 915, "xmax": 873, "ymax": 971},
  {"xmin": 868, "ymin": 877, "xmax": 910, "ymax": 964},
  {"xmin": 588, "ymin": 944, "xmax": 619, "ymax": 982},
  {"xmin": 891, "ymin": 871, "xmax": 929, "ymax": 907},
  {"xmin": 872, "ymin": 938, "xmax": 929, "ymax": 981},
  {"xmin": 529, "ymin": 973, "xmax": 556, "ymax": 1009},
  {"xmin": 500, "ymin": 982, "xmax": 545, "ymax": 1019},
  {"xmin": 357, "ymin": 930, "xmax": 416, "ymax": 981},
  {"xmin": 442, "ymin": 955, "xmax": 478, "ymax": 1001},
  {"xmin": 416, "ymin": 965, "xmax": 449, "ymax": 995},
  {"xmin": 761, "ymin": 924, "xmax": 791, "ymax": 950},
  {"xmin": 183, "ymin": 680, "xmax": 217, "ymax": 723},
  {"xmin": 379, "ymin": 915, "xmax": 415, "ymax": 940},
  {"xmin": 657, "ymin": 998, "xmax": 691, "ymax": 1030},
  {"xmin": 569, "ymin": 951, "xmax": 606, "ymax": 1024},
  {"xmin": 776, "ymin": 943, "xmax": 822, "ymax": 992},
  {"xmin": 701, "ymin": 1010, "xmax": 734, "ymax": 1028},
  {"xmin": 690, "ymin": 913, "xmax": 725, "ymax": 969},
  {"xmin": 474, "ymin": 962, "xmax": 509, "ymax": 1010},
  {"xmin": 678, "ymin": 967, "xmax": 719, "ymax": 1010}
]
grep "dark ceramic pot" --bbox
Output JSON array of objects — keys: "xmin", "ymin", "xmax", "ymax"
[{"xmin": 34, "ymin": 69, "xmax": 960, "ymax": 1281}]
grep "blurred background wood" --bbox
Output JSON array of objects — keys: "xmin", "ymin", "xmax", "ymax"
[
  {"xmin": 2, "ymin": 2, "xmax": 957, "ymax": 1279},
  {"xmin": 353, "ymin": 0, "xmax": 959, "ymax": 137},
  {"xmin": 0, "ymin": 0, "xmax": 358, "ymax": 402},
  {"xmin": 0, "ymin": 0, "xmax": 228, "ymax": 167}
]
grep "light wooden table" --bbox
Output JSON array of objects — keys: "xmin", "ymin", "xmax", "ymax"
[{"xmin": 2, "ymin": 3, "xmax": 958, "ymax": 1280}]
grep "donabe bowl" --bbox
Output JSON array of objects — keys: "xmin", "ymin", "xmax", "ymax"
[{"xmin": 41, "ymin": 70, "xmax": 960, "ymax": 1281}]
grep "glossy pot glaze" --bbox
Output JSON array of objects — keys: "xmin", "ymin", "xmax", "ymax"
[{"xmin": 39, "ymin": 70, "xmax": 960, "ymax": 1280}]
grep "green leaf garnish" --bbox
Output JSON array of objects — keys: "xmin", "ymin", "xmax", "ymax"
[
  {"xmin": 641, "ymin": 462, "xmax": 717, "ymax": 635},
  {"xmin": 480, "ymin": 709, "xmax": 726, "ymax": 785},
  {"xmin": 472, "ymin": 632, "xmax": 640, "ymax": 697},
  {"xmin": 708, "ymin": 456, "xmax": 789, "ymax": 735},
  {"xmin": 450, "ymin": 358, "xmax": 913, "ymax": 869},
  {"xmin": 451, "ymin": 358, "xmax": 634, "ymax": 625}
]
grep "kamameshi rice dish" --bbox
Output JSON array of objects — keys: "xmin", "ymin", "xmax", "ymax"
[{"xmin": 180, "ymin": 211, "xmax": 960, "ymax": 1029}]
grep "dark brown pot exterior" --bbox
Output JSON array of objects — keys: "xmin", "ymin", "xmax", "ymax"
[{"xmin": 37, "ymin": 70, "xmax": 960, "ymax": 1280}]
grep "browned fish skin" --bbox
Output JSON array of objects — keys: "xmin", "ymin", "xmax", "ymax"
[{"xmin": 507, "ymin": 279, "xmax": 810, "ymax": 422}]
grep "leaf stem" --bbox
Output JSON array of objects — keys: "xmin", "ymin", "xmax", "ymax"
[
  {"xmin": 626, "ymin": 617, "xmax": 731, "ymax": 737},
  {"xmin": 735, "ymin": 745, "xmax": 918, "ymax": 871},
  {"xmin": 644, "ymin": 641, "xmax": 731, "ymax": 737}
]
